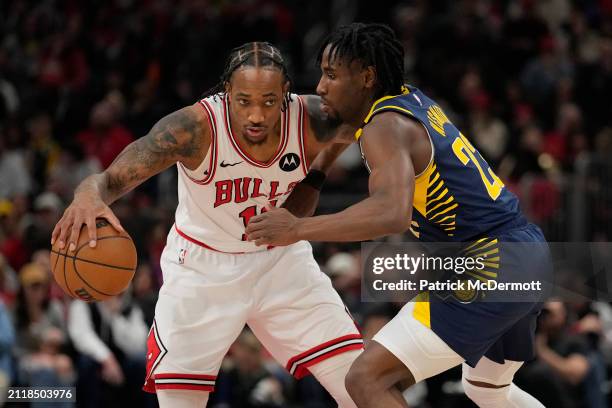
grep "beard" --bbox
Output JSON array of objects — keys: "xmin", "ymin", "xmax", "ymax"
[
  {"xmin": 321, "ymin": 103, "xmax": 343, "ymax": 124},
  {"xmin": 327, "ymin": 111, "xmax": 343, "ymax": 127}
]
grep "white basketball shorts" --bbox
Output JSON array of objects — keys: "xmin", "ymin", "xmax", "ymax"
[{"xmin": 143, "ymin": 226, "xmax": 363, "ymax": 393}]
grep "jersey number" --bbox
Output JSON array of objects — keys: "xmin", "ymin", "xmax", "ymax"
[
  {"xmin": 239, "ymin": 203, "xmax": 276, "ymax": 241},
  {"xmin": 451, "ymin": 133, "xmax": 504, "ymax": 200}
]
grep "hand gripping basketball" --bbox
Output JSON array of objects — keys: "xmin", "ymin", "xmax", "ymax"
[
  {"xmin": 50, "ymin": 194, "xmax": 136, "ymax": 302},
  {"xmin": 50, "ymin": 218, "xmax": 137, "ymax": 302},
  {"xmin": 51, "ymin": 194, "xmax": 124, "ymax": 252}
]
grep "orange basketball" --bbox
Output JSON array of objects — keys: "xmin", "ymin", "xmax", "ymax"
[{"xmin": 50, "ymin": 219, "xmax": 137, "ymax": 301}]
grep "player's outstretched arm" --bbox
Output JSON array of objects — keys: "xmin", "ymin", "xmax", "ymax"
[
  {"xmin": 282, "ymin": 142, "xmax": 349, "ymax": 217},
  {"xmin": 247, "ymin": 112, "xmax": 415, "ymax": 245},
  {"xmin": 51, "ymin": 104, "xmax": 210, "ymax": 252}
]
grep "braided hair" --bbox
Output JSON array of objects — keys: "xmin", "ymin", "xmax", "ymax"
[
  {"xmin": 317, "ymin": 23, "xmax": 405, "ymax": 99},
  {"xmin": 202, "ymin": 42, "xmax": 292, "ymax": 111}
]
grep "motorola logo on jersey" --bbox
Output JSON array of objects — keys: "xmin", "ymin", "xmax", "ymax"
[{"xmin": 279, "ymin": 153, "xmax": 300, "ymax": 172}]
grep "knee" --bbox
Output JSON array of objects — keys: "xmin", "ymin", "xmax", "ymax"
[
  {"xmin": 462, "ymin": 377, "xmax": 509, "ymax": 408},
  {"xmin": 461, "ymin": 377, "xmax": 478, "ymax": 401},
  {"xmin": 346, "ymin": 351, "xmax": 416, "ymax": 402},
  {"xmin": 157, "ymin": 389, "xmax": 209, "ymax": 408}
]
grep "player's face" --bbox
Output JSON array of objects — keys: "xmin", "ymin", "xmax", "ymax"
[
  {"xmin": 227, "ymin": 67, "xmax": 288, "ymax": 145},
  {"xmin": 316, "ymin": 45, "xmax": 371, "ymax": 124}
]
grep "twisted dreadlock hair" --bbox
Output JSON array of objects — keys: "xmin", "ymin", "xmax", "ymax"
[
  {"xmin": 202, "ymin": 42, "xmax": 292, "ymax": 111},
  {"xmin": 317, "ymin": 23, "xmax": 405, "ymax": 99}
]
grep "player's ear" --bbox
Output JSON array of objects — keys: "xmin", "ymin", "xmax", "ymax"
[
  {"xmin": 282, "ymin": 80, "xmax": 290, "ymax": 95},
  {"xmin": 224, "ymin": 81, "xmax": 231, "ymax": 95},
  {"xmin": 363, "ymin": 66, "xmax": 376, "ymax": 90}
]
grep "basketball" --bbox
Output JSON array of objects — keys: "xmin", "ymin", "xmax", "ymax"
[{"xmin": 50, "ymin": 219, "xmax": 137, "ymax": 302}]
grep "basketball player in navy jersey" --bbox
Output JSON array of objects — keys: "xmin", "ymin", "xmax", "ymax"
[
  {"xmin": 247, "ymin": 24, "xmax": 549, "ymax": 407},
  {"xmin": 51, "ymin": 42, "xmax": 361, "ymax": 407}
]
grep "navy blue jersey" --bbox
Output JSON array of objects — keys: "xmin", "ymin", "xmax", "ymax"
[{"xmin": 356, "ymin": 86, "xmax": 525, "ymax": 242}]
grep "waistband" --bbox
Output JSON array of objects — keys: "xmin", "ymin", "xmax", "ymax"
[{"xmin": 173, "ymin": 224, "xmax": 275, "ymax": 254}]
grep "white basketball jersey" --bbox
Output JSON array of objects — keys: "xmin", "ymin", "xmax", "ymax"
[{"xmin": 174, "ymin": 93, "xmax": 308, "ymax": 253}]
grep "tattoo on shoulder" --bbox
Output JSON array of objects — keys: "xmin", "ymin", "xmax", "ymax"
[
  {"xmin": 146, "ymin": 108, "xmax": 203, "ymax": 158},
  {"xmin": 305, "ymin": 96, "xmax": 342, "ymax": 143},
  {"xmin": 106, "ymin": 107, "xmax": 205, "ymax": 195}
]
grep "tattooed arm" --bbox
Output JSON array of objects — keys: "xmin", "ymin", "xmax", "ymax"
[
  {"xmin": 301, "ymin": 95, "xmax": 354, "ymax": 163},
  {"xmin": 51, "ymin": 104, "xmax": 210, "ymax": 251}
]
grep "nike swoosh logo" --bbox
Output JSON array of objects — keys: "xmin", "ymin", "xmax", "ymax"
[{"xmin": 220, "ymin": 161, "xmax": 243, "ymax": 167}]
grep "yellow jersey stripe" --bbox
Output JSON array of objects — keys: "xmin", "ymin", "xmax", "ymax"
[
  {"xmin": 474, "ymin": 247, "xmax": 500, "ymax": 258},
  {"xmin": 463, "ymin": 237, "xmax": 489, "ymax": 252},
  {"xmin": 356, "ymin": 106, "xmax": 415, "ymax": 140},
  {"xmin": 428, "ymin": 171, "xmax": 440, "ymax": 187},
  {"xmin": 473, "ymin": 269, "xmax": 498, "ymax": 278},
  {"xmin": 427, "ymin": 190, "xmax": 451, "ymax": 210},
  {"xmin": 354, "ymin": 128, "xmax": 363, "ymax": 140},
  {"xmin": 412, "ymin": 292, "xmax": 431, "ymax": 328},
  {"xmin": 439, "ymin": 220, "xmax": 456, "ymax": 226},
  {"xmin": 430, "ymin": 187, "xmax": 449, "ymax": 203},
  {"xmin": 436, "ymin": 214, "xmax": 456, "ymax": 224},
  {"xmin": 429, "ymin": 203, "xmax": 459, "ymax": 220},
  {"xmin": 363, "ymin": 89, "xmax": 411, "ymax": 124},
  {"xmin": 482, "ymin": 261, "xmax": 500, "ymax": 269},
  {"xmin": 464, "ymin": 239, "xmax": 498, "ymax": 255},
  {"xmin": 355, "ymin": 88, "xmax": 411, "ymax": 140},
  {"xmin": 427, "ymin": 181, "xmax": 445, "ymax": 197},
  {"xmin": 426, "ymin": 196, "xmax": 455, "ymax": 215},
  {"xmin": 369, "ymin": 105, "xmax": 415, "ymax": 120}
]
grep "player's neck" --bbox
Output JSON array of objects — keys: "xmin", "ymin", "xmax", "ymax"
[{"xmin": 352, "ymin": 95, "xmax": 378, "ymax": 127}]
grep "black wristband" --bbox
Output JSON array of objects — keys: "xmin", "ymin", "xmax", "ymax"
[{"xmin": 301, "ymin": 169, "xmax": 326, "ymax": 191}]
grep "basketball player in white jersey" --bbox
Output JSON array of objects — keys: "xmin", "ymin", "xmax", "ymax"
[{"xmin": 51, "ymin": 42, "xmax": 361, "ymax": 407}]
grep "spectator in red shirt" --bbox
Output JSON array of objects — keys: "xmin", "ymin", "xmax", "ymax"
[{"xmin": 76, "ymin": 100, "xmax": 133, "ymax": 169}]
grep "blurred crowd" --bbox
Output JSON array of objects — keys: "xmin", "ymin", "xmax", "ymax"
[{"xmin": 1, "ymin": 0, "xmax": 612, "ymax": 406}]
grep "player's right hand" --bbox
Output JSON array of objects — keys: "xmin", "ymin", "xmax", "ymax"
[{"xmin": 51, "ymin": 193, "xmax": 124, "ymax": 253}]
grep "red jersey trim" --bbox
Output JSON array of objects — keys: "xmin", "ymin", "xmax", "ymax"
[
  {"xmin": 179, "ymin": 99, "xmax": 218, "ymax": 185},
  {"xmin": 174, "ymin": 224, "xmax": 275, "ymax": 255},
  {"xmin": 174, "ymin": 224, "xmax": 246, "ymax": 254},
  {"xmin": 154, "ymin": 383, "xmax": 214, "ymax": 392},
  {"xmin": 143, "ymin": 319, "xmax": 168, "ymax": 393},
  {"xmin": 223, "ymin": 95, "xmax": 289, "ymax": 168},
  {"xmin": 285, "ymin": 334, "xmax": 364, "ymax": 379},
  {"xmin": 156, "ymin": 373, "xmax": 217, "ymax": 381},
  {"xmin": 146, "ymin": 373, "xmax": 217, "ymax": 393},
  {"xmin": 297, "ymin": 96, "xmax": 308, "ymax": 176}
]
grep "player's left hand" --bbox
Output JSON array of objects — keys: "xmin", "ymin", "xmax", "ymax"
[{"xmin": 246, "ymin": 205, "xmax": 300, "ymax": 246}]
